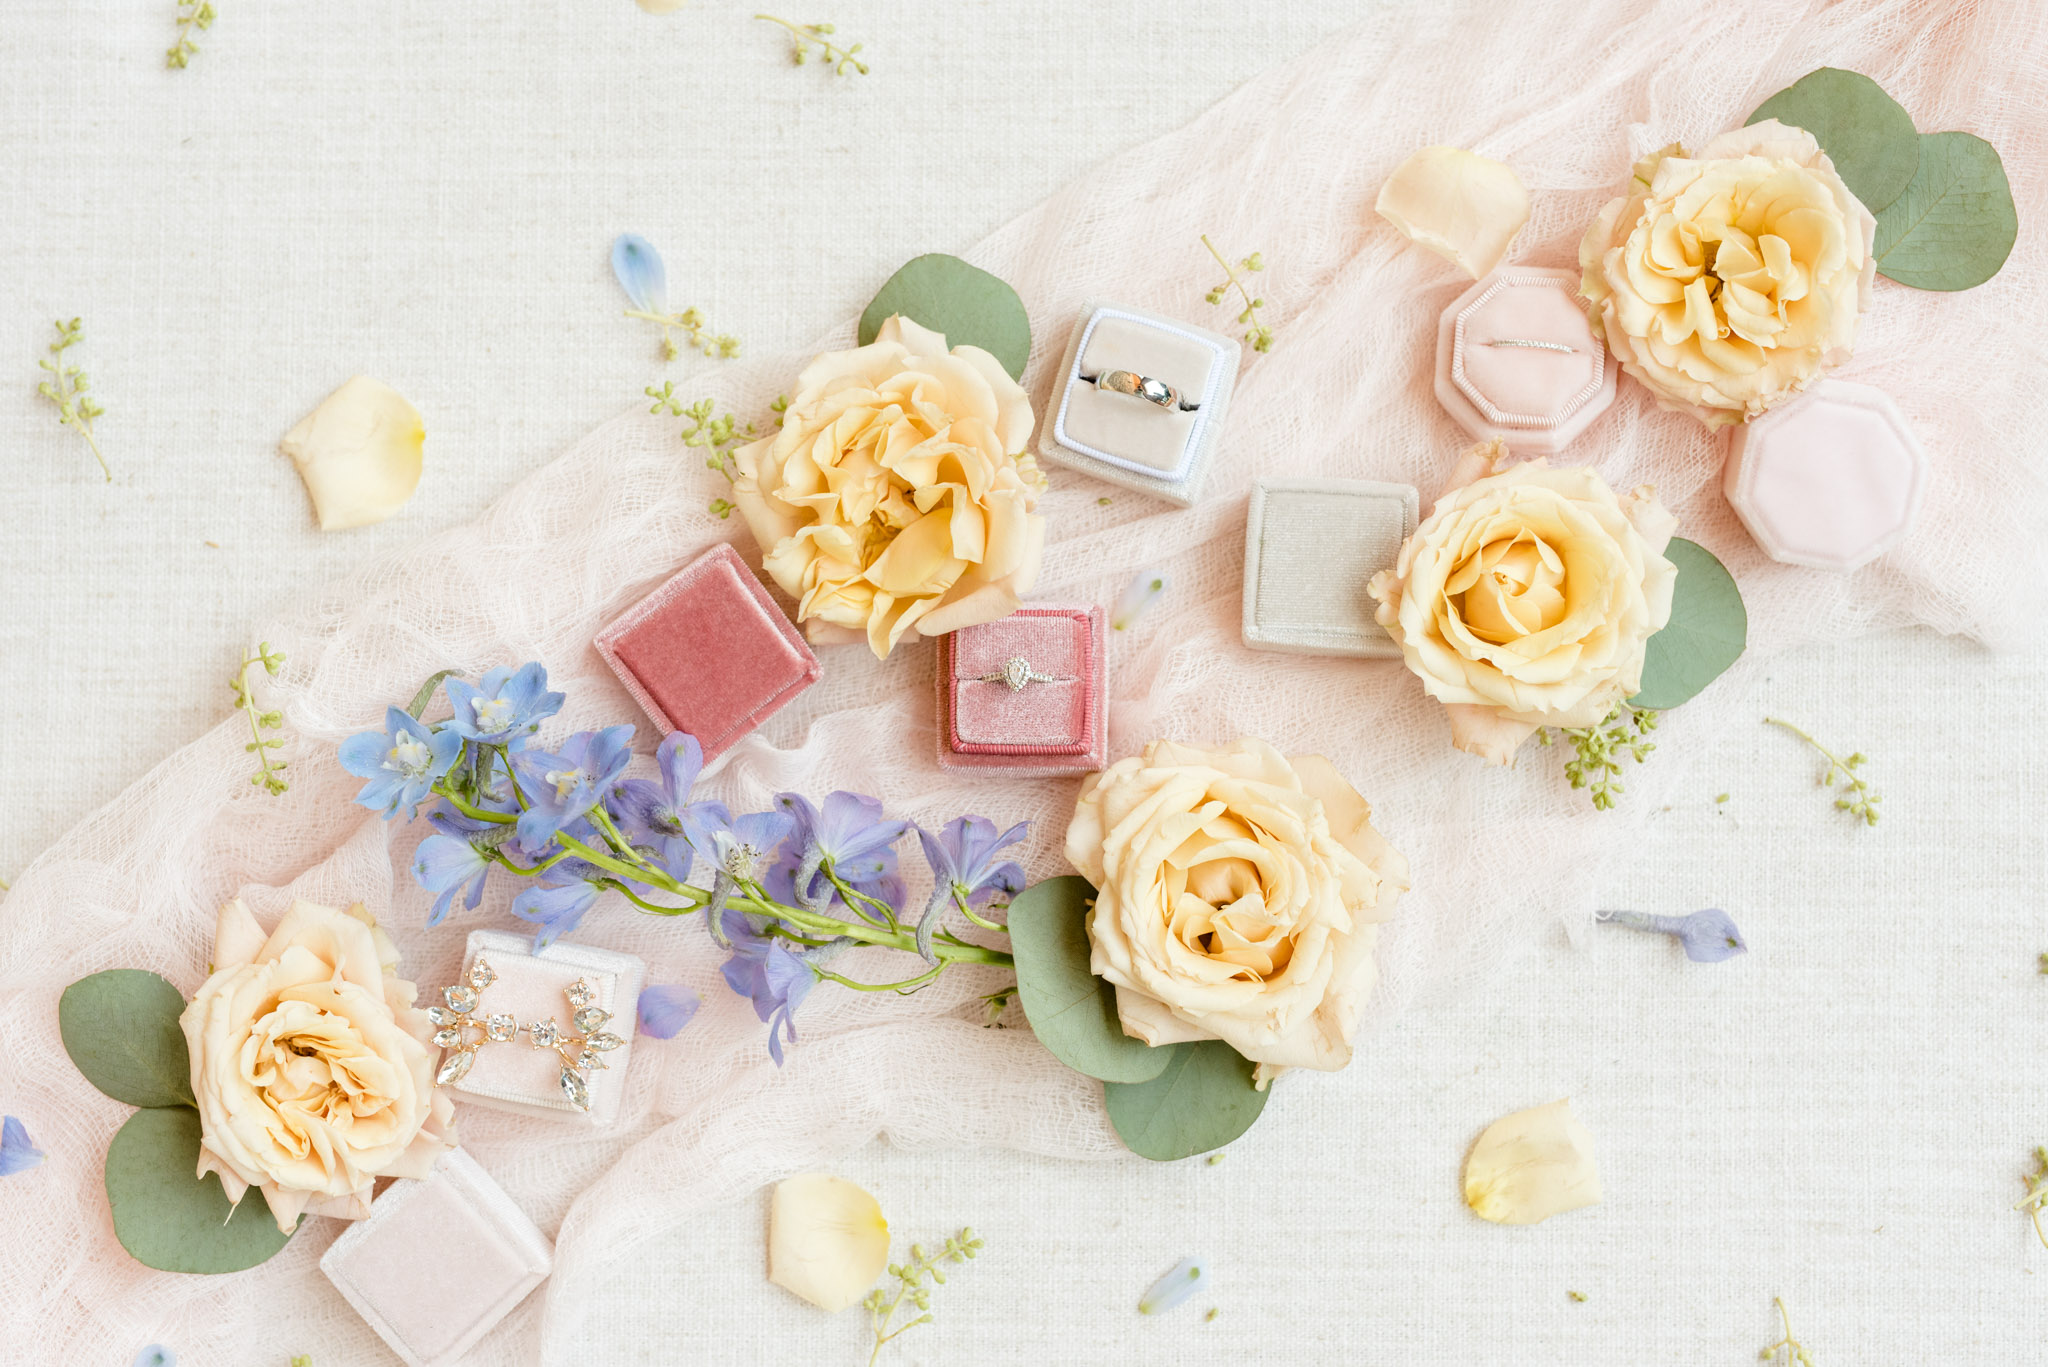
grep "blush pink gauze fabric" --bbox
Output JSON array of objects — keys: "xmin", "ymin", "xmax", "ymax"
[{"xmin": 2, "ymin": 2, "xmax": 2045, "ymax": 1362}]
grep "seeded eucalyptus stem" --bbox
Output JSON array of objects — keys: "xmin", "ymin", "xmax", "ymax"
[{"xmin": 432, "ymin": 777, "xmax": 1011, "ymax": 972}]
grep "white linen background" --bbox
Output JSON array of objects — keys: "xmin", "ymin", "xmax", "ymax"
[{"xmin": 4, "ymin": 2, "xmax": 2048, "ymax": 1364}]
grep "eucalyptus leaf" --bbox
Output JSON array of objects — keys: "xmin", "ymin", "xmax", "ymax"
[
  {"xmin": 858, "ymin": 254, "xmax": 1031, "ymax": 380},
  {"xmin": 1104, "ymin": 1040, "xmax": 1269, "ymax": 1161},
  {"xmin": 1747, "ymin": 67, "xmax": 1920, "ymax": 214},
  {"xmin": 1873, "ymin": 131, "xmax": 2018, "ymax": 291},
  {"xmin": 1007, "ymin": 876, "xmax": 1172, "ymax": 1084},
  {"xmin": 1630, "ymin": 537, "xmax": 1746, "ymax": 711},
  {"xmin": 105, "ymin": 1107, "xmax": 296, "ymax": 1274},
  {"xmin": 407, "ymin": 668, "xmax": 457, "ymax": 720},
  {"xmin": 60, "ymin": 970, "xmax": 194, "ymax": 1109}
]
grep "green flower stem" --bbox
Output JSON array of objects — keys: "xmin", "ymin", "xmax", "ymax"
[
  {"xmin": 815, "ymin": 962, "xmax": 944, "ymax": 993},
  {"xmin": 231, "ymin": 643, "xmax": 290, "ymax": 796},
  {"xmin": 1200, "ymin": 234, "xmax": 1274, "ymax": 353},
  {"xmin": 755, "ymin": 14, "xmax": 869, "ymax": 75},
  {"xmin": 1764, "ymin": 715, "xmax": 1881, "ymax": 825},
  {"xmin": 36, "ymin": 318, "xmax": 110, "ymax": 481}
]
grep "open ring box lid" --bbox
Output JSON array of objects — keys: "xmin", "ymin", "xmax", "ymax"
[
  {"xmin": 1038, "ymin": 300, "xmax": 1242, "ymax": 507},
  {"xmin": 936, "ymin": 604, "xmax": 1107, "ymax": 773}
]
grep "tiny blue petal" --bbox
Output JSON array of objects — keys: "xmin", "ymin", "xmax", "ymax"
[
  {"xmin": 131, "ymin": 1347, "xmax": 175, "ymax": 1367},
  {"xmin": 0, "ymin": 1115, "xmax": 46, "ymax": 1177},
  {"xmin": 1137, "ymin": 1256, "xmax": 1209, "ymax": 1314},
  {"xmin": 1676, "ymin": 907, "xmax": 1747, "ymax": 963},
  {"xmin": 611, "ymin": 233, "xmax": 668, "ymax": 315},
  {"xmin": 637, "ymin": 984, "xmax": 701, "ymax": 1039},
  {"xmin": 1112, "ymin": 568, "xmax": 1169, "ymax": 631}
]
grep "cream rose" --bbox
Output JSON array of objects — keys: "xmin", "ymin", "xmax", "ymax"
[
  {"xmin": 1578, "ymin": 120, "xmax": 1876, "ymax": 427},
  {"xmin": 1369, "ymin": 442, "xmax": 1677, "ymax": 765},
  {"xmin": 1066, "ymin": 738, "xmax": 1408, "ymax": 1080},
  {"xmin": 180, "ymin": 898, "xmax": 455, "ymax": 1234},
  {"xmin": 732, "ymin": 315, "xmax": 1045, "ymax": 659}
]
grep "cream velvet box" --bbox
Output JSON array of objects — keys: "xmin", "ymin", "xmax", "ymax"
[
  {"xmin": 443, "ymin": 928, "xmax": 645, "ymax": 1127},
  {"xmin": 1038, "ymin": 300, "xmax": 1241, "ymax": 506},
  {"xmin": 319, "ymin": 1146, "xmax": 552, "ymax": 1367},
  {"xmin": 1242, "ymin": 478, "xmax": 1418, "ymax": 657}
]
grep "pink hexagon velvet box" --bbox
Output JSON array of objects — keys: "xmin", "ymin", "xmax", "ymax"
[
  {"xmin": 1434, "ymin": 266, "xmax": 1617, "ymax": 454},
  {"xmin": 320, "ymin": 1147, "xmax": 552, "ymax": 1367},
  {"xmin": 936, "ymin": 604, "xmax": 1107, "ymax": 774},
  {"xmin": 1724, "ymin": 379, "xmax": 1928, "ymax": 573},
  {"xmin": 595, "ymin": 542, "xmax": 821, "ymax": 759}
]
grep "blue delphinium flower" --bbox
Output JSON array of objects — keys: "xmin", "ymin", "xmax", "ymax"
[
  {"xmin": 765, "ymin": 790, "xmax": 908, "ymax": 914},
  {"xmin": 683, "ymin": 804, "xmax": 796, "ymax": 885},
  {"xmin": 719, "ymin": 911, "xmax": 815, "ymax": 1065},
  {"xmin": 1596, "ymin": 908, "xmax": 1747, "ymax": 963},
  {"xmin": 637, "ymin": 984, "xmax": 702, "ymax": 1039},
  {"xmin": 612, "ymin": 731, "xmax": 705, "ymax": 881},
  {"xmin": 445, "ymin": 662, "xmax": 565, "ymax": 748},
  {"xmin": 510, "ymin": 875, "xmax": 604, "ymax": 950},
  {"xmin": 338, "ymin": 707, "xmax": 466, "ymax": 819},
  {"xmin": 914, "ymin": 815, "xmax": 1029, "ymax": 959},
  {"xmin": 0, "ymin": 1115, "xmax": 45, "ymax": 1177},
  {"xmin": 611, "ymin": 233, "xmax": 668, "ymax": 315},
  {"xmin": 509, "ymin": 725, "xmax": 636, "ymax": 850}
]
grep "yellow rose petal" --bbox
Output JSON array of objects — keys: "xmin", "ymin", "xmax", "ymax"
[
  {"xmin": 768, "ymin": 1173, "xmax": 891, "ymax": 1313},
  {"xmin": 1463, "ymin": 1097, "xmax": 1603, "ymax": 1225},
  {"xmin": 279, "ymin": 376, "xmax": 425, "ymax": 531},
  {"xmin": 1376, "ymin": 146, "xmax": 1531, "ymax": 279}
]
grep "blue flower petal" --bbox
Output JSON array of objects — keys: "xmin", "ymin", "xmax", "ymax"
[
  {"xmin": 0, "ymin": 1115, "xmax": 46, "ymax": 1177},
  {"xmin": 1137, "ymin": 1256, "xmax": 1209, "ymax": 1314},
  {"xmin": 637, "ymin": 984, "xmax": 701, "ymax": 1039},
  {"xmin": 130, "ymin": 1348, "xmax": 175, "ymax": 1367},
  {"xmin": 611, "ymin": 234, "xmax": 668, "ymax": 315}
]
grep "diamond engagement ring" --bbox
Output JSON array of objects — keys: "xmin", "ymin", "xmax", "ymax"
[
  {"xmin": 1087, "ymin": 369, "xmax": 1194, "ymax": 411},
  {"xmin": 980, "ymin": 656, "xmax": 1060, "ymax": 691}
]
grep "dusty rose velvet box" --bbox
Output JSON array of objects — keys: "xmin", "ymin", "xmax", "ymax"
[
  {"xmin": 595, "ymin": 542, "xmax": 821, "ymax": 759},
  {"xmin": 319, "ymin": 1147, "xmax": 552, "ymax": 1367},
  {"xmin": 936, "ymin": 605, "xmax": 1107, "ymax": 773}
]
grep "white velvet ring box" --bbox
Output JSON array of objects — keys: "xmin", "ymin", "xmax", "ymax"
[
  {"xmin": 444, "ymin": 929, "xmax": 645, "ymax": 1127},
  {"xmin": 1242, "ymin": 478, "xmax": 1419, "ymax": 657},
  {"xmin": 1038, "ymin": 300, "xmax": 1241, "ymax": 506},
  {"xmin": 320, "ymin": 1147, "xmax": 553, "ymax": 1367}
]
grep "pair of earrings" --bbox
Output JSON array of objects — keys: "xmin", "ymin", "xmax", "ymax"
[{"xmin": 427, "ymin": 956, "xmax": 625, "ymax": 1112}]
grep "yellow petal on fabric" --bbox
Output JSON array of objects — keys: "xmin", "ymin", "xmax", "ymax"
[
  {"xmin": 279, "ymin": 376, "xmax": 425, "ymax": 531},
  {"xmin": 1375, "ymin": 146, "xmax": 1531, "ymax": 279},
  {"xmin": 1463, "ymin": 1097, "xmax": 1603, "ymax": 1225},
  {"xmin": 767, "ymin": 1174, "xmax": 891, "ymax": 1313}
]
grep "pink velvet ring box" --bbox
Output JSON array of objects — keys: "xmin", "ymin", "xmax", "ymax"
[
  {"xmin": 936, "ymin": 605, "xmax": 1107, "ymax": 774},
  {"xmin": 320, "ymin": 1146, "xmax": 552, "ymax": 1367},
  {"xmin": 595, "ymin": 541, "xmax": 821, "ymax": 759},
  {"xmin": 1434, "ymin": 266, "xmax": 1618, "ymax": 454}
]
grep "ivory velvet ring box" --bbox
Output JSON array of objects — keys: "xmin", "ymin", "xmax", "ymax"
[
  {"xmin": 936, "ymin": 604, "xmax": 1107, "ymax": 773},
  {"xmin": 320, "ymin": 1146, "xmax": 553, "ymax": 1367},
  {"xmin": 1434, "ymin": 266, "xmax": 1617, "ymax": 454},
  {"xmin": 1242, "ymin": 478, "xmax": 1419, "ymax": 657},
  {"xmin": 1038, "ymin": 300, "xmax": 1242, "ymax": 506},
  {"xmin": 438, "ymin": 928, "xmax": 646, "ymax": 1127},
  {"xmin": 595, "ymin": 541, "xmax": 821, "ymax": 760}
]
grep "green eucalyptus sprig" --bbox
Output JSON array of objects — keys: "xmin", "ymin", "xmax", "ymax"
[
  {"xmin": 2017, "ymin": 1148, "xmax": 2048, "ymax": 1250},
  {"xmin": 756, "ymin": 15, "xmax": 869, "ymax": 75},
  {"xmin": 863, "ymin": 1228, "xmax": 983, "ymax": 1366},
  {"xmin": 628, "ymin": 305, "xmax": 740, "ymax": 362},
  {"xmin": 232, "ymin": 643, "xmax": 291, "ymax": 796},
  {"xmin": 1200, "ymin": 235, "xmax": 1273, "ymax": 353},
  {"xmin": 648, "ymin": 386, "xmax": 784, "ymax": 519},
  {"xmin": 1765, "ymin": 717, "xmax": 1880, "ymax": 826},
  {"xmin": 36, "ymin": 318, "xmax": 110, "ymax": 482},
  {"xmin": 168, "ymin": 1, "xmax": 216, "ymax": 68},
  {"xmin": 1536, "ymin": 703, "xmax": 1659, "ymax": 811},
  {"xmin": 1760, "ymin": 1296, "xmax": 1815, "ymax": 1366}
]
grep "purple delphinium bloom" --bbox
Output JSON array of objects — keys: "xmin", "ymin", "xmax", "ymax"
[
  {"xmin": 509, "ymin": 725, "xmax": 636, "ymax": 851},
  {"xmin": 1597, "ymin": 908, "xmax": 1747, "ymax": 963},
  {"xmin": 719, "ymin": 911, "xmax": 815, "ymax": 1065},
  {"xmin": 913, "ymin": 815, "xmax": 1029, "ymax": 961},
  {"xmin": 683, "ymin": 804, "xmax": 796, "ymax": 884},
  {"xmin": 445, "ymin": 662, "xmax": 565, "ymax": 748},
  {"xmin": 411, "ymin": 832, "xmax": 492, "ymax": 928},
  {"xmin": 338, "ymin": 707, "xmax": 466, "ymax": 819},
  {"xmin": 764, "ymin": 790, "xmax": 908, "ymax": 914},
  {"xmin": 0, "ymin": 1115, "xmax": 45, "ymax": 1177},
  {"xmin": 510, "ymin": 875, "xmax": 604, "ymax": 950},
  {"xmin": 611, "ymin": 732, "xmax": 705, "ymax": 882},
  {"xmin": 637, "ymin": 984, "xmax": 702, "ymax": 1039}
]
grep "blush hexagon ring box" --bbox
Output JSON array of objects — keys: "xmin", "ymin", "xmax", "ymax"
[{"xmin": 1434, "ymin": 266, "xmax": 1618, "ymax": 454}]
